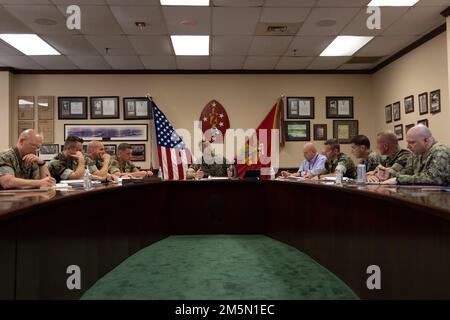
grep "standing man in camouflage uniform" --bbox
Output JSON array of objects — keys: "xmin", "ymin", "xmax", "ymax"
[
  {"xmin": 320, "ymin": 139, "xmax": 357, "ymax": 179},
  {"xmin": 48, "ymin": 135, "xmax": 87, "ymax": 182},
  {"xmin": 0, "ymin": 129, "xmax": 55, "ymax": 189},
  {"xmin": 383, "ymin": 125, "xmax": 450, "ymax": 186},
  {"xmin": 109, "ymin": 143, "xmax": 153, "ymax": 178},
  {"xmin": 186, "ymin": 140, "xmax": 234, "ymax": 179},
  {"xmin": 350, "ymin": 135, "xmax": 381, "ymax": 172},
  {"xmin": 86, "ymin": 140, "xmax": 117, "ymax": 181}
]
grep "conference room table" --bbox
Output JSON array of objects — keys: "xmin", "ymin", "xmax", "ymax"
[{"xmin": 0, "ymin": 177, "xmax": 449, "ymax": 300}]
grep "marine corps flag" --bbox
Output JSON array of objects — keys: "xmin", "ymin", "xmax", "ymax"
[{"xmin": 236, "ymin": 97, "xmax": 284, "ymax": 178}]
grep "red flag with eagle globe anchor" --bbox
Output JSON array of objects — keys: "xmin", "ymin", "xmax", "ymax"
[{"xmin": 199, "ymin": 100, "xmax": 230, "ymax": 143}]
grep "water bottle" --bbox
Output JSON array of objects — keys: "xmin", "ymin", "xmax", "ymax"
[
  {"xmin": 83, "ymin": 166, "xmax": 92, "ymax": 191},
  {"xmin": 335, "ymin": 168, "xmax": 343, "ymax": 186},
  {"xmin": 357, "ymin": 164, "xmax": 367, "ymax": 185},
  {"xmin": 158, "ymin": 168, "xmax": 163, "ymax": 180}
]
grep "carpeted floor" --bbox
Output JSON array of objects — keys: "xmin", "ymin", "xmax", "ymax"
[{"xmin": 82, "ymin": 235, "xmax": 358, "ymax": 300}]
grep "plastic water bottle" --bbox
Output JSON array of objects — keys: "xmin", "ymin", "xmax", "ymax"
[
  {"xmin": 83, "ymin": 166, "xmax": 92, "ymax": 191},
  {"xmin": 335, "ymin": 168, "xmax": 343, "ymax": 186}
]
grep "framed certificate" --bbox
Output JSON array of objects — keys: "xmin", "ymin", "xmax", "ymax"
[
  {"xmin": 286, "ymin": 97, "xmax": 314, "ymax": 119},
  {"xmin": 90, "ymin": 96, "xmax": 120, "ymax": 119},
  {"xmin": 326, "ymin": 97, "xmax": 353, "ymax": 118},
  {"xmin": 333, "ymin": 120, "xmax": 358, "ymax": 144},
  {"xmin": 123, "ymin": 97, "xmax": 153, "ymax": 120},
  {"xmin": 58, "ymin": 97, "xmax": 88, "ymax": 119}
]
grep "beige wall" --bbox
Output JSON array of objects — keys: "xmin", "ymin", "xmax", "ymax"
[
  {"xmin": 373, "ymin": 32, "xmax": 450, "ymax": 147},
  {"xmin": 12, "ymin": 74, "xmax": 376, "ymax": 169},
  {"xmin": 0, "ymin": 71, "xmax": 12, "ymax": 150}
]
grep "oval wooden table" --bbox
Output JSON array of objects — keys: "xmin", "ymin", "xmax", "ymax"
[{"xmin": 1, "ymin": 178, "xmax": 449, "ymax": 300}]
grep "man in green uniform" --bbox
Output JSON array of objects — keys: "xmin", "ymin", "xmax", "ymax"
[
  {"xmin": 86, "ymin": 140, "xmax": 117, "ymax": 181},
  {"xmin": 0, "ymin": 129, "xmax": 55, "ymax": 189},
  {"xmin": 320, "ymin": 139, "xmax": 357, "ymax": 179},
  {"xmin": 383, "ymin": 125, "xmax": 450, "ymax": 186},
  {"xmin": 109, "ymin": 143, "xmax": 153, "ymax": 178},
  {"xmin": 350, "ymin": 135, "xmax": 382, "ymax": 172}
]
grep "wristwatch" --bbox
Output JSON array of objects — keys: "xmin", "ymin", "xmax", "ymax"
[{"xmin": 37, "ymin": 161, "xmax": 46, "ymax": 167}]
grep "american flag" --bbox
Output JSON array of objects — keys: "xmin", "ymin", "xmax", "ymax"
[{"xmin": 151, "ymin": 98, "xmax": 192, "ymax": 180}]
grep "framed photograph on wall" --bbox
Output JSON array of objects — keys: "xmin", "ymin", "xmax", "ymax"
[
  {"xmin": 285, "ymin": 121, "xmax": 311, "ymax": 141},
  {"xmin": 394, "ymin": 124, "xmax": 404, "ymax": 141},
  {"xmin": 418, "ymin": 92, "xmax": 428, "ymax": 115},
  {"xmin": 286, "ymin": 97, "xmax": 314, "ymax": 119},
  {"xmin": 38, "ymin": 144, "xmax": 59, "ymax": 161},
  {"xmin": 430, "ymin": 90, "xmax": 441, "ymax": 114},
  {"xmin": 104, "ymin": 144, "xmax": 117, "ymax": 156},
  {"xmin": 393, "ymin": 101, "xmax": 401, "ymax": 121},
  {"xmin": 313, "ymin": 124, "xmax": 327, "ymax": 141},
  {"xmin": 64, "ymin": 124, "xmax": 148, "ymax": 141},
  {"xmin": 405, "ymin": 123, "xmax": 415, "ymax": 134},
  {"xmin": 404, "ymin": 95, "xmax": 414, "ymax": 114},
  {"xmin": 418, "ymin": 119, "xmax": 429, "ymax": 127},
  {"xmin": 123, "ymin": 97, "xmax": 153, "ymax": 120},
  {"xmin": 333, "ymin": 120, "xmax": 358, "ymax": 144},
  {"xmin": 58, "ymin": 97, "xmax": 87, "ymax": 119},
  {"xmin": 326, "ymin": 97, "xmax": 353, "ymax": 118},
  {"xmin": 18, "ymin": 96, "xmax": 35, "ymax": 120},
  {"xmin": 129, "ymin": 144, "xmax": 146, "ymax": 161},
  {"xmin": 385, "ymin": 104, "xmax": 392, "ymax": 123},
  {"xmin": 90, "ymin": 96, "xmax": 120, "ymax": 119}
]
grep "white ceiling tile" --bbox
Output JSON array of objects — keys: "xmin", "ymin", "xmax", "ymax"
[
  {"xmin": 260, "ymin": 8, "xmax": 311, "ymax": 23},
  {"xmin": 416, "ymin": 0, "xmax": 450, "ymax": 5},
  {"xmin": 140, "ymin": 56, "xmax": 177, "ymax": 69},
  {"xmin": 86, "ymin": 35, "xmax": 138, "ymax": 55},
  {"xmin": 41, "ymin": 35, "xmax": 99, "ymax": 56},
  {"xmin": 341, "ymin": 7, "xmax": 409, "ymax": 36},
  {"xmin": 212, "ymin": 36, "xmax": 253, "ymax": 55},
  {"xmin": 211, "ymin": 56, "xmax": 245, "ymax": 69},
  {"xmin": 287, "ymin": 36, "xmax": 334, "ymax": 56},
  {"xmin": 275, "ymin": 56, "xmax": 314, "ymax": 69},
  {"xmin": 0, "ymin": 7, "xmax": 33, "ymax": 33},
  {"xmin": 3, "ymin": 5, "xmax": 75, "ymax": 34},
  {"xmin": 104, "ymin": 55, "xmax": 144, "ymax": 69},
  {"xmin": 213, "ymin": 0, "xmax": 264, "ymax": 7},
  {"xmin": 68, "ymin": 55, "xmax": 112, "ymax": 69},
  {"xmin": 315, "ymin": 0, "xmax": 370, "ymax": 7},
  {"xmin": 248, "ymin": 36, "xmax": 293, "ymax": 56},
  {"xmin": 298, "ymin": 7, "xmax": 361, "ymax": 36},
  {"xmin": 162, "ymin": 6, "xmax": 211, "ymax": 35},
  {"xmin": 176, "ymin": 57, "xmax": 210, "ymax": 69},
  {"xmin": 30, "ymin": 55, "xmax": 79, "ymax": 69},
  {"xmin": 106, "ymin": 0, "xmax": 160, "ymax": 5},
  {"xmin": 129, "ymin": 36, "xmax": 173, "ymax": 55},
  {"xmin": 212, "ymin": 7, "xmax": 261, "ymax": 35},
  {"xmin": 244, "ymin": 56, "xmax": 279, "ymax": 69},
  {"xmin": 110, "ymin": 6, "xmax": 168, "ymax": 35},
  {"xmin": 0, "ymin": 56, "xmax": 44, "ymax": 69},
  {"xmin": 0, "ymin": 41, "xmax": 23, "ymax": 56},
  {"xmin": 264, "ymin": 0, "xmax": 316, "ymax": 7},
  {"xmin": 338, "ymin": 63, "xmax": 375, "ymax": 70},
  {"xmin": 382, "ymin": 6, "xmax": 446, "ymax": 36},
  {"xmin": 306, "ymin": 57, "xmax": 350, "ymax": 70},
  {"xmin": 355, "ymin": 35, "xmax": 418, "ymax": 56}
]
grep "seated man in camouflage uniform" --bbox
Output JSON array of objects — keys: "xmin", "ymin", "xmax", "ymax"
[
  {"xmin": 350, "ymin": 135, "xmax": 382, "ymax": 172},
  {"xmin": 186, "ymin": 140, "xmax": 234, "ymax": 179},
  {"xmin": 319, "ymin": 139, "xmax": 357, "ymax": 179},
  {"xmin": 109, "ymin": 143, "xmax": 153, "ymax": 178},
  {"xmin": 383, "ymin": 125, "xmax": 450, "ymax": 186},
  {"xmin": 86, "ymin": 141, "xmax": 117, "ymax": 181},
  {"xmin": 0, "ymin": 129, "xmax": 55, "ymax": 189},
  {"xmin": 369, "ymin": 130, "xmax": 411, "ymax": 182}
]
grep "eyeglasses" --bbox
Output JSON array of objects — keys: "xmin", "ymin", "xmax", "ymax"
[{"xmin": 29, "ymin": 143, "xmax": 41, "ymax": 151}]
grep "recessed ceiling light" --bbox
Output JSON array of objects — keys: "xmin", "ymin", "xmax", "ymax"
[
  {"xmin": 0, "ymin": 34, "xmax": 60, "ymax": 55},
  {"xmin": 367, "ymin": 0, "xmax": 419, "ymax": 6},
  {"xmin": 160, "ymin": 0, "xmax": 209, "ymax": 5},
  {"xmin": 171, "ymin": 35, "xmax": 209, "ymax": 56},
  {"xmin": 320, "ymin": 36, "xmax": 374, "ymax": 56}
]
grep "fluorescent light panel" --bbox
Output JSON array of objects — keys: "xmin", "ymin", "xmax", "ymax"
[
  {"xmin": 320, "ymin": 36, "xmax": 374, "ymax": 56},
  {"xmin": 367, "ymin": 0, "xmax": 419, "ymax": 6},
  {"xmin": 171, "ymin": 35, "xmax": 209, "ymax": 56},
  {"xmin": 160, "ymin": 0, "xmax": 209, "ymax": 5},
  {"xmin": 0, "ymin": 34, "xmax": 60, "ymax": 55}
]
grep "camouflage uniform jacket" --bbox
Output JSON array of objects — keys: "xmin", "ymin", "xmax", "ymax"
[
  {"xmin": 48, "ymin": 153, "xmax": 92, "ymax": 182},
  {"xmin": 190, "ymin": 155, "xmax": 231, "ymax": 177},
  {"xmin": 324, "ymin": 152, "xmax": 357, "ymax": 179},
  {"xmin": 0, "ymin": 147, "xmax": 40, "ymax": 179},
  {"xmin": 109, "ymin": 155, "xmax": 139, "ymax": 174},
  {"xmin": 359, "ymin": 151, "xmax": 382, "ymax": 172},
  {"xmin": 380, "ymin": 148, "xmax": 411, "ymax": 173}
]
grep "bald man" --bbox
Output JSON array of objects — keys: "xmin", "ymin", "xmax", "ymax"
[
  {"xmin": 383, "ymin": 125, "xmax": 450, "ymax": 186},
  {"xmin": 86, "ymin": 141, "xmax": 115, "ymax": 179},
  {"xmin": 281, "ymin": 143, "xmax": 326, "ymax": 179},
  {"xmin": 0, "ymin": 129, "xmax": 55, "ymax": 189}
]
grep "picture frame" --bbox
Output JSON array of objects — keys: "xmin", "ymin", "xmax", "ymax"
[
  {"xmin": 418, "ymin": 92, "xmax": 428, "ymax": 115},
  {"xmin": 58, "ymin": 97, "xmax": 87, "ymax": 120},
  {"xmin": 404, "ymin": 95, "xmax": 414, "ymax": 114},
  {"xmin": 38, "ymin": 144, "xmax": 59, "ymax": 161},
  {"xmin": 418, "ymin": 119, "xmax": 429, "ymax": 127},
  {"xmin": 333, "ymin": 120, "xmax": 358, "ymax": 144},
  {"xmin": 90, "ymin": 96, "xmax": 120, "ymax": 119},
  {"xmin": 405, "ymin": 123, "xmax": 415, "ymax": 134},
  {"xmin": 82, "ymin": 145, "xmax": 88, "ymax": 153},
  {"xmin": 18, "ymin": 120, "xmax": 34, "ymax": 136},
  {"xmin": 313, "ymin": 124, "xmax": 327, "ymax": 141},
  {"xmin": 123, "ymin": 97, "xmax": 153, "ymax": 120},
  {"xmin": 104, "ymin": 144, "xmax": 117, "ymax": 156},
  {"xmin": 18, "ymin": 96, "xmax": 35, "ymax": 120},
  {"xmin": 385, "ymin": 104, "xmax": 392, "ymax": 123},
  {"xmin": 430, "ymin": 90, "xmax": 441, "ymax": 114},
  {"xmin": 286, "ymin": 97, "xmax": 314, "ymax": 119},
  {"xmin": 37, "ymin": 96, "xmax": 54, "ymax": 120},
  {"xmin": 394, "ymin": 124, "xmax": 404, "ymax": 141},
  {"xmin": 285, "ymin": 121, "xmax": 311, "ymax": 141},
  {"xmin": 129, "ymin": 144, "xmax": 146, "ymax": 161},
  {"xmin": 393, "ymin": 101, "xmax": 401, "ymax": 121},
  {"xmin": 326, "ymin": 96, "xmax": 353, "ymax": 118},
  {"xmin": 64, "ymin": 124, "xmax": 148, "ymax": 141}
]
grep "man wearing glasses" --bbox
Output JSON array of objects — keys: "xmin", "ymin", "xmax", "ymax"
[{"xmin": 0, "ymin": 129, "xmax": 55, "ymax": 189}]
